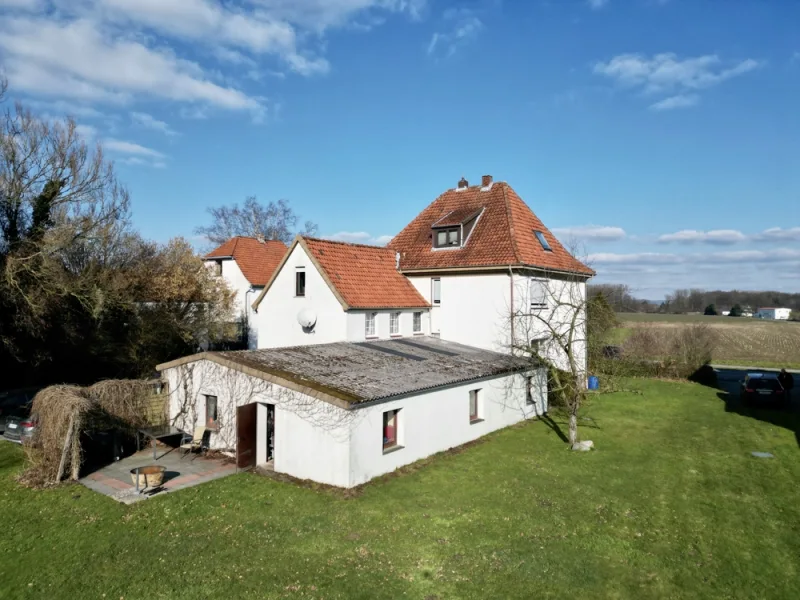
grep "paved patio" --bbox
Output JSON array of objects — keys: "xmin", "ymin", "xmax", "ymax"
[{"xmin": 80, "ymin": 447, "xmax": 237, "ymax": 504}]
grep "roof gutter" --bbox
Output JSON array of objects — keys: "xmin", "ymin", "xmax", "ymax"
[
  {"xmin": 399, "ymin": 263, "xmax": 594, "ymax": 279},
  {"xmin": 509, "ymin": 265, "xmax": 515, "ymax": 355}
]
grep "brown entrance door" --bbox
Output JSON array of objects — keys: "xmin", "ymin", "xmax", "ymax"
[{"xmin": 236, "ymin": 403, "xmax": 258, "ymax": 469}]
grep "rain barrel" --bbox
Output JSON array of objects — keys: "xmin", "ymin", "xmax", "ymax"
[{"xmin": 588, "ymin": 376, "xmax": 599, "ymax": 390}]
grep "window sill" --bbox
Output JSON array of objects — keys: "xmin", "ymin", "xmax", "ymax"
[
  {"xmin": 365, "ymin": 335, "xmax": 379, "ymax": 340},
  {"xmin": 390, "ymin": 334, "xmax": 402, "ymax": 338},
  {"xmin": 294, "ymin": 296, "xmax": 306, "ymax": 299},
  {"xmin": 412, "ymin": 332, "xmax": 424, "ymax": 336},
  {"xmin": 382, "ymin": 444, "xmax": 404, "ymax": 455},
  {"xmin": 469, "ymin": 418, "xmax": 484, "ymax": 425}
]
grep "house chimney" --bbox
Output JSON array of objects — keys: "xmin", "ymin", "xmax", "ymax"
[
  {"xmin": 481, "ymin": 174, "xmax": 493, "ymax": 187},
  {"xmin": 457, "ymin": 176, "xmax": 469, "ymax": 189},
  {"xmin": 395, "ymin": 251, "xmax": 400, "ymax": 270}
]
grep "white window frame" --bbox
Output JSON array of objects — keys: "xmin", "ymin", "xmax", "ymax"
[
  {"xmin": 412, "ymin": 312, "xmax": 422, "ymax": 333},
  {"xmin": 432, "ymin": 278, "xmax": 441, "ymax": 305},
  {"xmin": 390, "ymin": 312, "xmax": 401, "ymax": 336},
  {"xmin": 469, "ymin": 389, "xmax": 481, "ymax": 423},
  {"xmin": 365, "ymin": 312, "xmax": 377, "ymax": 338},
  {"xmin": 529, "ymin": 278, "xmax": 547, "ymax": 311}
]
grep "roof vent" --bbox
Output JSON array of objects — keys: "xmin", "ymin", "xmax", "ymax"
[
  {"xmin": 481, "ymin": 175, "xmax": 492, "ymax": 187},
  {"xmin": 457, "ymin": 176, "xmax": 469, "ymax": 189}
]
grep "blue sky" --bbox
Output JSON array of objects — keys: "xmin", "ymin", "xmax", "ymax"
[{"xmin": 1, "ymin": 0, "xmax": 799, "ymax": 299}]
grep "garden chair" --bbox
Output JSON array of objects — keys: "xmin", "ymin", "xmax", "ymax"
[{"xmin": 180, "ymin": 426, "xmax": 209, "ymax": 460}]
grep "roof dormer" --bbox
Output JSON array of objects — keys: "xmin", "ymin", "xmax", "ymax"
[{"xmin": 431, "ymin": 207, "xmax": 484, "ymax": 249}]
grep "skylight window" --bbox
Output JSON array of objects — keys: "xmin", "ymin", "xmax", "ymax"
[{"xmin": 534, "ymin": 231, "xmax": 552, "ymax": 252}]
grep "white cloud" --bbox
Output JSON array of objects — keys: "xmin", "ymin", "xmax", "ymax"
[
  {"xmin": 0, "ymin": 17, "xmax": 265, "ymax": 117},
  {"xmin": 593, "ymin": 52, "xmax": 761, "ymax": 110},
  {"xmin": 131, "ymin": 111, "xmax": 178, "ymax": 136},
  {"xmin": 0, "ymin": 0, "xmax": 41, "ymax": 9},
  {"xmin": 590, "ymin": 248, "xmax": 800, "ymax": 266},
  {"xmin": 552, "ymin": 225, "xmax": 626, "ymax": 242},
  {"xmin": 658, "ymin": 229, "xmax": 748, "ymax": 245},
  {"xmin": 1, "ymin": 0, "xmax": 429, "ymax": 121},
  {"xmin": 587, "ymin": 0, "xmax": 609, "ymax": 9},
  {"xmin": 427, "ymin": 8, "xmax": 482, "ymax": 59},
  {"xmin": 755, "ymin": 227, "xmax": 800, "ymax": 242},
  {"xmin": 74, "ymin": 123, "xmax": 98, "ymax": 139},
  {"xmin": 649, "ymin": 94, "xmax": 699, "ymax": 111},
  {"xmin": 325, "ymin": 231, "xmax": 393, "ymax": 246},
  {"xmin": 104, "ymin": 138, "xmax": 166, "ymax": 159}
]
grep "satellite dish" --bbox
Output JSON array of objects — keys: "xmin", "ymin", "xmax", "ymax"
[{"xmin": 297, "ymin": 308, "xmax": 317, "ymax": 329}]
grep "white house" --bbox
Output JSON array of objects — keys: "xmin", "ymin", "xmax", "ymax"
[
  {"xmin": 205, "ymin": 237, "xmax": 287, "ymax": 349},
  {"xmin": 251, "ymin": 236, "xmax": 431, "ymax": 348},
  {"xmin": 252, "ymin": 175, "xmax": 593, "ymax": 371},
  {"xmin": 157, "ymin": 337, "xmax": 545, "ymax": 488},
  {"xmin": 158, "ymin": 174, "xmax": 593, "ymax": 487},
  {"xmin": 755, "ymin": 307, "xmax": 792, "ymax": 320},
  {"xmin": 387, "ymin": 174, "xmax": 594, "ymax": 371}
]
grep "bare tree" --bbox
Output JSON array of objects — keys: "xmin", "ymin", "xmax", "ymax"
[
  {"xmin": 196, "ymin": 196, "xmax": 318, "ymax": 246},
  {"xmin": 503, "ymin": 258, "xmax": 600, "ymax": 448}
]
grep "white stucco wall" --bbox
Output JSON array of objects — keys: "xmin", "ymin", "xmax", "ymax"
[
  {"xmin": 163, "ymin": 359, "xmax": 353, "ymax": 487},
  {"xmin": 346, "ymin": 370, "xmax": 546, "ymax": 487},
  {"xmin": 408, "ymin": 271, "xmax": 588, "ymax": 372},
  {"xmin": 408, "ymin": 273, "xmax": 512, "ymax": 352},
  {"xmin": 345, "ymin": 310, "xmax": 430, "ymax": 341},
  {"xmin": 205, "ymin": 258, "xmax": 260, "ymax": 349},
  {"xmin": 254, "ymin": 245, "xmax": 347, "ymax": 348},
  {"xmin": 161, "ymin": 358, "xmax": 547, "ymax": 488}
]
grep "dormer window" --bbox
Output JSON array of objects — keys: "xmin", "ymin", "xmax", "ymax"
[
  {"xmin": 534, "ymin": 230, "xmax": 552, "ymax": 252},
  {"xmin": 435, "ymin": 228, "xmax": 461, "ymax": 248},
  {"xmin": 432, "ymin": 208, "xmax": 484, "ymax": 250}
]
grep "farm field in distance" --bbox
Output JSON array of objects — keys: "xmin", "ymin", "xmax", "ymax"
[{"xmin": 616, "ymin": 313, "xmax": 800, "ymax": 369}]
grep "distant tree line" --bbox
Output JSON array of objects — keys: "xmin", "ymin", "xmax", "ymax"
[{"xmin": 590, "ymin": 283, "xmax": 800, "ymax": 316}]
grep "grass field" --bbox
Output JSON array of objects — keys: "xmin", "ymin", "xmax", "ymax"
[
  {"xmin": 616, "ymin": 313, "xmax": 800, "ymax": 369},
  {"xmin": 1, "ymin": 379, "xmax": 800, "ymax": 599}
]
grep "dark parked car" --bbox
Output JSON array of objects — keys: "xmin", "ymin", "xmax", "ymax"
[
  {"xmin": 740, "ymin": 373, "xmax": 787, "ymax": 407},
  {"xmin": 0, "ymin": 389, "xmax": 37, "ymax": 436}
]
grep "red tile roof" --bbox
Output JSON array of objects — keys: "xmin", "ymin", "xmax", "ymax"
[
  {"xmin": 388, "ymin": 181, "xmax": 594, "ymax": 276},
  {"xmin": 301, "ymin": 237, "xmax": 429, "ymax": 309},
  {"xmin": 206, "ymin": 237, "xmax": 288, "ymax": 286}
]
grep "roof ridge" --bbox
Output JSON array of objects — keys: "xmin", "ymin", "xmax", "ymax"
[
  {"xmin": 303, "ymin": 236, "xmax": 394, "ymax": 252},
  {"xmin": 501, "ymin": 183, "xmax": 522, "ymax": 263}
]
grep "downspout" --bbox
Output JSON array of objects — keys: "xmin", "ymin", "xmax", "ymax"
[
  {"xmin": 244, "ymin": 288, "xmax": 255, "ymax": 347},
  {"xmin": 508, "ymin": 265, "xmax": 515, "ymax": 356}
]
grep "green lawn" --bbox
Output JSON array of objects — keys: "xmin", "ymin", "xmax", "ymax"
[{"xmin": 1, "ymin": 379, "xmax": 799, "ymax": 599}]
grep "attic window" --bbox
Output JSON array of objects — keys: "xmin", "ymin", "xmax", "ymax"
[
  {"xmin": 434, "ymin": 228, "xmax": 460, "ymax": 248},
  {"xmin": 431, "ymin": 208, "xmax": 483, "ymax": 249},
  {"xmin": 534, "ymin": 231, "xmax": 552, "ymax": 252}
]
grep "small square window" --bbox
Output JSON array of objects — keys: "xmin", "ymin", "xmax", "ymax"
[
  {"xmin": 436, "ymin": 231, "xmax": 447, "ymax": 246},
  {"xmin": 390, "ymin": 312, "xmax": 400, "ymax": 335},
  {"xmin": 295, "ymin": 270, "xmax": 306, "ymax": 297},
  {"xmin": 365, "ymin": 312, "xmax": 376, "ymax": 338},
  {"xmin": 469, "ymin": 389, "xmax": 481, "ymax": 423},
  {"xmin": 432, "ymin": 278, "xmax": 441, "ymax": 305},
  {"xmin": 413, "ymin": 312, "xmax": 422, "ymax": 333},
  {"xmin": 526, "ymin": 377, "xmax": 535, "ymax": 405},
  {"xmin": 212, "ymin": 261, "xmax": 222, "ymax": 277},
  {"xmin": 534, "ymin": 230, "xmax": 552, "ymax": 252},
  {"xmin": 205, "ymin": 395, "xmax": 219, "ymax": 430},
  {"xmin": 383, "ymin": 409, "xmax": 400, "ymax": 451}
]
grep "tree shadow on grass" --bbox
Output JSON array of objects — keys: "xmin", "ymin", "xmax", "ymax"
[
  {"xmin": 709, "ymin": 367, "xmax": 800, "ymax": 449},
  {"xmin": 540, "ymin": 413, "xmax": 569, "ymax": 443}
]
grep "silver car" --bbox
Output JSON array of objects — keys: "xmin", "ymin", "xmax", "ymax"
[{"xmin": 1, "ymin": 389, "xmax": 38, "ymax": 443}]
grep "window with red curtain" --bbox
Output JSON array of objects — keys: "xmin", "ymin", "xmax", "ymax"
[{"xmin": 383, "ymin": 410, "xmax": 398, "ymax": 449}]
